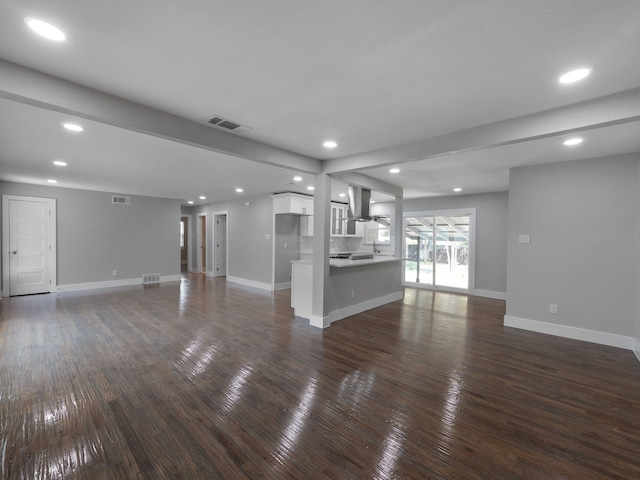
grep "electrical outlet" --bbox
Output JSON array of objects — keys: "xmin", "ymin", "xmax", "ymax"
[
  {"xmin": 549, "ymin": 304, "xmax": 558, "ymax": 314},
  {"xmin": 350, "ymin": 289, "xmax": 355, "ymax": 298},
  {"xmin": 284, "ymin": 242, "xmax": 288, "ymax": 249},
  {"xmin": 112, "ymin": 270, "xmax": 117, "ymax": 276}
]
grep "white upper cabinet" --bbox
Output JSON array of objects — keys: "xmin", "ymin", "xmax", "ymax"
[
  {"xmin": 331, "ymin": 203, "xmax": 348, "ymax": 236},
  {"xmin": 272, "ymin": 193, "xmax": 314, "ymax": 215}
]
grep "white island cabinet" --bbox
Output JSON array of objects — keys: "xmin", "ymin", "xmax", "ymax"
[{"xmin": 291, "ymin": 257, "xmax": 404, "ymax": 328}]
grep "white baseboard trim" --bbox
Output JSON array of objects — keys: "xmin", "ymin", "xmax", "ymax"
[
  {"xmin": 473, "ymin": 289, "xmax": 506, "ymax": 300},
  {"xmin": 58, "ymin": 274, "xmax": 182, "ymax": 293},
  {"xmin": 205, "ymin": 270, "xmax": 215, "ymax": 277},
  {"xmin": 309, "ymin": 314, "xmax": 331, "ymax": 329},
  {"xmin": 634, "ymin": 339, "xmax": 640, "ymax": 363},
  {"xmin": 504, "ymin": 315, "xmax": 635, "ymax": 350},
  {"xmin": 226, "ymin": 276, "xmax": 272, "ymax": 291},
  {"xmin": 328, "ymin": 291, "xmax": 404, "ymax": 327},
  {"xmin": 298, "ymin": 291, "xmax": 404, "ymax": 329},
  {"xmin": 274, "ymin": 282, "xmax": 291, "ymax": 291}
]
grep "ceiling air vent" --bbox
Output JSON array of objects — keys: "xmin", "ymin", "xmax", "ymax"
[
  {"xmin": 207, "ymin": 115, "xmax": 243, "ymax": 131},
  {"xmin": 112, "ymin": 195, "xmax": 131, "ymax": 205}
]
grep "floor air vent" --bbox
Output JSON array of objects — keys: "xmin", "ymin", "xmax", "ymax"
[
  {"xmin": 112, "ymin": 195, "xmax": 131, "ymax": 205},
  {"xmin": 142, "ymin": 273, "xmax": 161, "ymax": 284}
]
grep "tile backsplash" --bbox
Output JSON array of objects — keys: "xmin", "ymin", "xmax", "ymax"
[{"xmin": 301, "ymin": 236, "xmax": 363, "ymax": 254}]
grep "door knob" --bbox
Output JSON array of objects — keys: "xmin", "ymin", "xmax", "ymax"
[{"xmin": 9, "ymin": 250, "xmax": 17, "ymax": 255}]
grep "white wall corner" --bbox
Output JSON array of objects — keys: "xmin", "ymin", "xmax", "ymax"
[
  {"xmin": 309, "ymin": 314, "xmax": 331, "ymax": 329},
  {"xmin": 504, "ymin": 315, "xmax": 636, "ymax": 351},
  {"xmin": 226, "ymin": 275, "xmax": 273, "ymax": 291}
]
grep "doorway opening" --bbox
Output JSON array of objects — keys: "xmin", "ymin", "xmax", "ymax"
[
  {"xmin": 196, "ymin": 213, "xmax": 207, "ymax": 274},
  {"xmin": 180, "ymin": 215, "xmax": 191, "ymax": 273},
  {"xmin": 403, "ymin": 208, "xmax": 475, "ymax": 293}
]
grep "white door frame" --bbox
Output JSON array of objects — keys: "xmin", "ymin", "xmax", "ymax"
[
  {"xmin": 196, "ymin": 212, "xmax": 208, "ymax": 274},
  {"xmin": 180, "ymin": 213, "xmax": 192, "ymax": 272},
  {"xmin": 402, "ymin": 207, "xmax": 476, "ymax": 294},
  {"xmin": 2, "ymin": 195, "xmax": 57, "ymax": 297},
  {"xmin": 212, "ymin": 210, "xmax": 229, "ymax": 277}
]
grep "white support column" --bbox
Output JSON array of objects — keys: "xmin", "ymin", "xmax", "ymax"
[{"xmin": 311, "ymin": 173, "xmax": 331, "ymax": 328}]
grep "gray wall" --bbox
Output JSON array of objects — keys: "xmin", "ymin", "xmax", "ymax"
[
  {"xmin": 274, "ymin": 214, "xmax": 300, "ymax": 284},
  {"xmin": 506, "ymin": 154, "xmax": 639, "ymax": 337},
  {"xmin": 634, "ymin": 162, "xmax": 640, "ymax": 352},
  {"xmin": 192, "ymin": 193, "xmax": 274, "ymax": 285},
  {"xmin": 637, "ymin": 164, "xmax": 640, "ymax": 352},
  {"xmin": 327, "ymin": 261, "xmax": 403, "ymax": 312},
  {"xmin": 403, "ymin": 191, "xmax": 508, "ymax": 294},
  {"xmin": 1, "ymin": 181, "xmax": 181, "ymax": 288}
]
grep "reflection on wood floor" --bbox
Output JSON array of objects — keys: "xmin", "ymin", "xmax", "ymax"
[{"xmin": 2, "ymin": 274, "xmax": 640, "ymax": 479}]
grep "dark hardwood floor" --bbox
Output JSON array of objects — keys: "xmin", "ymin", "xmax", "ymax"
[{"xmin": 2, "ymin": 274, "xmax": 640, "ymax": 479}]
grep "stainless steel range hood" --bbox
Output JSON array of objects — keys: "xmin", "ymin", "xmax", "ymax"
[
  {"xmin": 347, "ymin": 185, "xmax": 372, "ymax": 221},
  {"xmin": 347, "ymin": 185, "xmax": 390, "ymax": 224}
]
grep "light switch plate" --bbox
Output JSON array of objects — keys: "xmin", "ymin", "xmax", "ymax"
[{"xmin": 519, "ymin": 234, "xmax": 530, "ymax": 244}]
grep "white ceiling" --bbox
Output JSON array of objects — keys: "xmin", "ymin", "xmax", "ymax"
[{"xmin": 1, "ymin": 0, "xmax": 639, "ymax": 204}]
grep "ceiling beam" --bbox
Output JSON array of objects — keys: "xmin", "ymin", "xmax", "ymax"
[
  {"xmin": 323, "ymin": 87, "xmax": 640, "ymax": 174},
  {"xmin": 331, "ymin": 172, "xmax": 402, "ymax": 197},
  {"xmin": 0, "ymin": 59, "xmax": 322, "ymax": 175}
]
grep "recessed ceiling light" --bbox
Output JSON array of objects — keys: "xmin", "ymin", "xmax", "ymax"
[
  {"xmin": 339, "ymin": 193, "xmax": 346, "ymax": 198},
  {"xmin": 453, "ymin": 187, "xmax": 462, "ymax": 192},
  {"xmin": 53, "ymin": 160, "xmax": 67, "ymax": 167},
  {"xmin": 293, "ymin": 176, "xmax": 303, "ymax": 182},
  {"xmin": 389, "ymin": 168, "xmax": 400, "ymax": 174},
  {"xmin": 47, "ymin": 179, "xmax": 57, "ymax": 184},
  {"xmin": 188, "ymin": 201, "xmax": 194, "ymax": 205},
  {"xmin": 199, "ymin": 196, "xmax": 206, "ymax": 200},
  {"xmin": 235, "ymin": 188, "xmax": 243, "ymax": 193},
  {"xmin": 559, "ymin": 68, "xmax": 591, "ymax": 84},
  {"xmin": 25, "ymin": 18, "xmax": 66, "ymax": 42},
  {"xmin": 307, "ymin": 186, "xmax": 315, "ymax": 191},
  {"xmin": 323, "ymin": 141, "xmax": 337, "ymax": 149},
  {"xmin": 563, "ymin": 138, "xmax": 583, "ymax": 146},
  {"xmin": 63, "ymin": 123, "xmax": 83, "ymax": 132}
]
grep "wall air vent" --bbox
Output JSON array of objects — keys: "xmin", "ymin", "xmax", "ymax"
[
  {"xmin": 142, "ymin": 273, "xmax": 161, "ymax": 284},
  {"xmin": 112, "ymin": 195, "xmax": 131, "ymax": 205},
  {"xmin": 207, "ymin": 115, "xmax": 250, "ymax": 132}
]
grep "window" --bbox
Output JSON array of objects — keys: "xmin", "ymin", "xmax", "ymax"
[
  {"xmin": 365, "ymin": 221, "xmax": 391, "ymax": 244},
  {"xmin": 180, "ymin": 220, "xmax": 185, "ymax": 248}
]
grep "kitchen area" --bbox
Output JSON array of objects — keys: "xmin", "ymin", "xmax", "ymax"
[{"xmin": 273, "ymin": 177, "xmax": 404, "ymax": 328}]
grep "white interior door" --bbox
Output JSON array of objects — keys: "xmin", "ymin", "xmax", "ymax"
[
  {"xmin": 214, "ymin": 214, "xmax": 227, "ymax": 276},
  {"xmin": 5, "ymin": 197, "xmax": 55, "ymax": 296}
]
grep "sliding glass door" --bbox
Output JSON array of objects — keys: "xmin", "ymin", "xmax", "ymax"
[{"xmin": 404, "ymin": 209, "xmax": 475, "ymax": 292}]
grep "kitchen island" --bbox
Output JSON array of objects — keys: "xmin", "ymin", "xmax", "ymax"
[{"xmin": 291, "ymin": 256, "xmax": 404, "ymax": 328}]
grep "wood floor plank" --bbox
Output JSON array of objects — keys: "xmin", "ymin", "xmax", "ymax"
[{"xmin": 2, "ymin": 274, "xmax": 640, "ymax": 479}]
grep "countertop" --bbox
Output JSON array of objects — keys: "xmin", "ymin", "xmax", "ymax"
[{"xmin": 292, "ymin": 256, "xmax": 405, "ymax": 268}]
